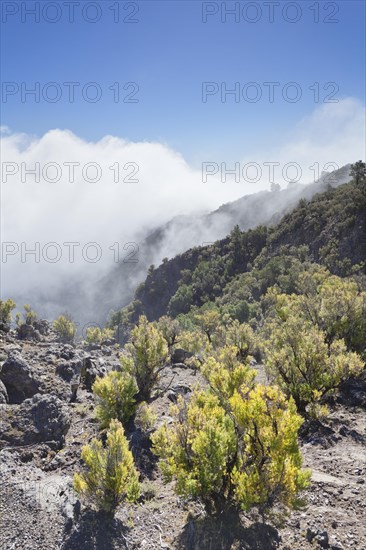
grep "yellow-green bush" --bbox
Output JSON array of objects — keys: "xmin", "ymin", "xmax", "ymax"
[
  {"xmin": 178, "ymin": 328, "xmax": 211, "ymax": 356},
  {"xmin": 194, "ymin": 309, "xmax": 222, "ymax": 344},
  {"xmin": 225, "ymin": 320, "xmax": 257, "ymax": 361},
  {"xmin": 156, "ymin": 316, "xmax": 181, "ymax": 349},
  {"xmin": 73, "ymin": 419, "xmax": 140, "ymax": 515},
  {"xmin": 230, "ymin": 385, "xmax": 310, "ymax": 511},
  {"xmin": 152, "ymin": 385, "xmax": 309, "ymax": 512},
  {"xmin": 23, "ymin": 304, "xmax": 37, "ymax": 325},
  {"xmin": 152, "ymin": 390, "xmax": 236, "ymax": 500},
  {"xmin": 0, "ymin": 299, "xmax": 16, "ymax": 331},
  {"xmin": 262, "ymin": 314, "xmax": 364, "ymax": 415},
  {"xmin": 53, "ymin": 315, "xmax": 76, "ymax": 342},
  {"xmin": 120, "ymin": 316, "xmax": 168, "ymax": 400},
  {"xmin": 134, "ymin": 402, "xmax": 158, "ymax": 432},
  {"xmin": 86, "ymin": 326, "xmax": 115, "ymax": 345},
  {"xmin": 93, "ymin": 370, "xmax": 137, "ymax": 428},
  {"xmin": 201, "ymin": 346, "xmax": 255, "ymax": 401}
]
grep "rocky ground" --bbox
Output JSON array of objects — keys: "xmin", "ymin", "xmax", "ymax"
[{"xmin": 0, "ymin": 323, "xmax": 365, "ymax": 550}]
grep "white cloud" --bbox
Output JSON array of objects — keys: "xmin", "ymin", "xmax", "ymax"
[
  {"xmin": 246, "ymin": 97, "xmax": 365, "ymax": 186},
  {"xmin": 0, "ymin": 97, "xmax": 364, "ymax": 321},
  {"xmin": 0, "ymin": 125, "xmax": 11, "ymax": 135}
]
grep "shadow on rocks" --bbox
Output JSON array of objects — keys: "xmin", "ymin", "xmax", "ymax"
[
  {"xmin": 175, "ymin": 506, "xmax": 280, "ymax": 550},
  {"xmin": 61, "ymin": 509, "xmax": 129, "ymax": 550}
]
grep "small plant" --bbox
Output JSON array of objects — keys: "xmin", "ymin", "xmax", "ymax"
[
  {"xmin": 73, "ymin": 419, "xmax": 140, "ymax": 516},
  {"xmin": 201, "ymin": 345, "xmax": 255, "ymax": 401},
  {"xmin": 152, "ymin": 386, "xmax": 310, "ymax": 513},
  {"xmin": 120, "ymin": 316, "xmax": 168, "ymax": 401},
  {"xmin": 23, "ymin": 304, "xmax": 37, "ymax": 325},
  {"xmin": 86, "ymin": 326, "xmax": 115, "ymax": 345},
  {"xmin": 53, "ymin": 315, "xmax": 76, "ymax": 342},
  {"xmin": 156, "ymin": 316, "xmax": 181, "ymax": 349},
  {"xmin": 0, "ymin": 299, "xmax": 16, "ymax": 331},
  {"xmin": 134, "ymin": 402, "xmax": 157, "ymax": 432},
  {"xmin": 263, "ymin": 315, "xmax": 364, "ymax": 415},
  {"xmin": 226, "ymin": 320, "xmax": 257, "ymax": 361},
  {"xmin": 92, "ymin": 370, "xmax": 138, "ymax": 428},
  {"xmin": 140, "ymin": 479, "xmax": 157, "ymax": 501},
  {"xmin": 194, "ymin": 309, "xmax": 221, "ymax": 344}
]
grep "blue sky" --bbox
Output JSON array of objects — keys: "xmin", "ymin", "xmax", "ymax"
[{"xmin": 1, "ymin": 0, "xmax": 365, "ymax": 165}]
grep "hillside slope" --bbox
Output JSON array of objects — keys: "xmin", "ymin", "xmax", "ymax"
[
  {"xmin": 95, "ymin": 165, "xmax": 352, "ymax": 324},
  {"xmin": 111, "ymin": 177, "xmax": 366, "ymax": 329}
]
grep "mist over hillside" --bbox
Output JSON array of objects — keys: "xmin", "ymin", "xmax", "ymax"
[
  {"xmin": 82, "ymin": 164, "xmax": 351, "ymax": 326},
  {"xmin": 1, "ymin": 163, "xmax": 351, "ymax": 327}
]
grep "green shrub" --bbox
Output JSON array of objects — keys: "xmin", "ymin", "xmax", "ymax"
[
  {"xmin": 86, "ymin": 326, "xmax": 115, "ymax": 345},
  {"xmin": 120, "ymin": 316, "xmax": 168, "ymax": 400},
  {"xmin": 73, "ymin": 419, "xmax": 140, "ymax": 515},
  {"xmin": 201, "ymin": 345, "xmax": 255, "ymax": 401},
  {"xmin": 0, "ymin": 299, "xmax": 16, "ymax": 331},
  {"xmin": 23, "ymin": 304, "xmax": 37, "ymax": 325},
  {"xmin": 134, "ymin": 402, "xmax": 157, "ymax": 432},
  {"xmin": 156, "ymin": 316, "xmax": 181, "ymax": 349},
  {"xmin": 92, "ymin": 370, "xmax": 137, "ymax": 428},
  {"xmin": 152, "ymin": 385, "xmax": 309, "ymax": 512},
  {"xmin": 262, "ymin": 314, "xmax": 364, "ymax": 415},
  {"xmin": 53, "ymin": 315, "xmax": 76, "ymax": 342},
  {"xmin": 225, "ymin": 320, "xmax": 257, "ymax": 361}
]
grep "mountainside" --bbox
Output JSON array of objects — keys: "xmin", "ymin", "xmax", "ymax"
[
  {"xmin": 16, "ymin": 165, "xmax": 350, "ymax": 327},
  {"xmin": 110, "ymin": 176, "xmax": 366, "ymax": 330},
  {"xmin": 94, "ymin": 165, "xmax": 352, "ymax": 324}
]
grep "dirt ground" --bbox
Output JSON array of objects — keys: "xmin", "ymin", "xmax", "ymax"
[{"xmin": 1, "ymin": 335, "xmax": 365, "ymax": 550}]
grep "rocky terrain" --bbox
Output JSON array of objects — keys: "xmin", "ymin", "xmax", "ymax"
[{"xmin": 1, "ymin": 323, "xmax": 365, "ymax": 550}]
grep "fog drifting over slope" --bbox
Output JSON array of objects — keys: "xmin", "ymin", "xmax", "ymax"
[{"xmin": 1, "ymin": 98, "xmax": 365, "ymax": 326}]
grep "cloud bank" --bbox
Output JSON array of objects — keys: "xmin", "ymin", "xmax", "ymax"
[{"xmin": 1, "ymin": 97, "xmax": 365, "ymax": 323}]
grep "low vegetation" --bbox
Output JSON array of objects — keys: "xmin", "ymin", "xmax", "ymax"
[
  {"xmin": 73, "ymin": 419, "xmax": 140, "ymax": 515},
  {"xmin": 53, "ymin": 315, "xmax": 76, "ymax": 342}
]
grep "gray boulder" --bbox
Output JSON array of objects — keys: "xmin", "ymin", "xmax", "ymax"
[
  {"xmin": 80, "ymin": 357, "xmax": 106, "ymax": 390},
  {"xmin": 167, "ymin": 384, "xmax": 191, "ymax": 403},
  {"xmin": 33, "ymin": 319, "xmax": 50, "ymax": 335},
  {"xmin": 17, "ymin": 323, "xmax": 42, "ymax": 341},
  {"xmin": 56, "ymin": 359, "xmax": 83, "ymax": 382},
  {"xmin": 171, "ymin": 348, "xmax": 193, "ymax": 364},
  {"xmin": 0, "ymin": 393, "xmax": 70, "ymax": 449},
  {"xmin": 0, "ymin": 352, "xmax": 40, "ymax": 403}
]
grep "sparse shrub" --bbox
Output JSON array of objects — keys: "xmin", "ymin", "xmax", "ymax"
[
  {"xmin": 226, "ymin": 320, "xmax": 257, "ymax": 361},
  {"xmin": 152, "ymin": 390, "xmax": 236, "ymax": 500},
  {"xmin": 152, "ymin": 385, "xmax": 309, "ymax": 512},
  {"xmin": 86, "ymin": 326, "xmax": 115, "ymax": 345},
  {"xmin": 73, "ymin": 419, "xmax": 140, "ymax": 516},
  {"xmin": 194, "ymin": 309, "xmax": 222, "ymax": 344},
  {"xmin": 229, "ymin": 385, "xmax": 310, "ymax": 511},
  {"xmin": 262, "ymin": 315, "xmax": 364, "ymax": 415},
  {"xmin": 0, "ymin": 299, "xmax": 16, "ymax": 331},
  {"xmin": 53, "ymin": 315, "xmax": 76, "ymax": 342},
  {"xmin": 23, "ymin": 304, "xmax": 37, "ymax": 325},
  {"xmin": 295, "ymin": 271, "xmax": 366, "ymax": 354},
  {"xmin": 134, "ymin": 402, "xmax": 157, "ymax": 432},
  {"xmin": 156, "ymin": 316, "xmax": 181, "ymax": 349},
  {"xmin": 120, "ymin": 316, "xmax": 168, "ymax": 400},
  {"xmin": 93, "ymin": 370, "xmax": 138, "ymax": 428},
  {"xmin": 201, "ymin": 346, "xmax": 255, "ymax": 401},
  {"xmin": 178, "ymin": 329, "xmax": 211, "ymax": 357}
]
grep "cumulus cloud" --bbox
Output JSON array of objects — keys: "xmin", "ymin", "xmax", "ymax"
[
  {"xmin": 245, "ymin": 97, "xmax": 365, "ymax": 187},
  {"xmin": 0, "ymin": 128, "xmax": 243, "ymax": 320},
  {"xmin": 0, "ymin": 97, "xmax": 364, "ymax": 322}
]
